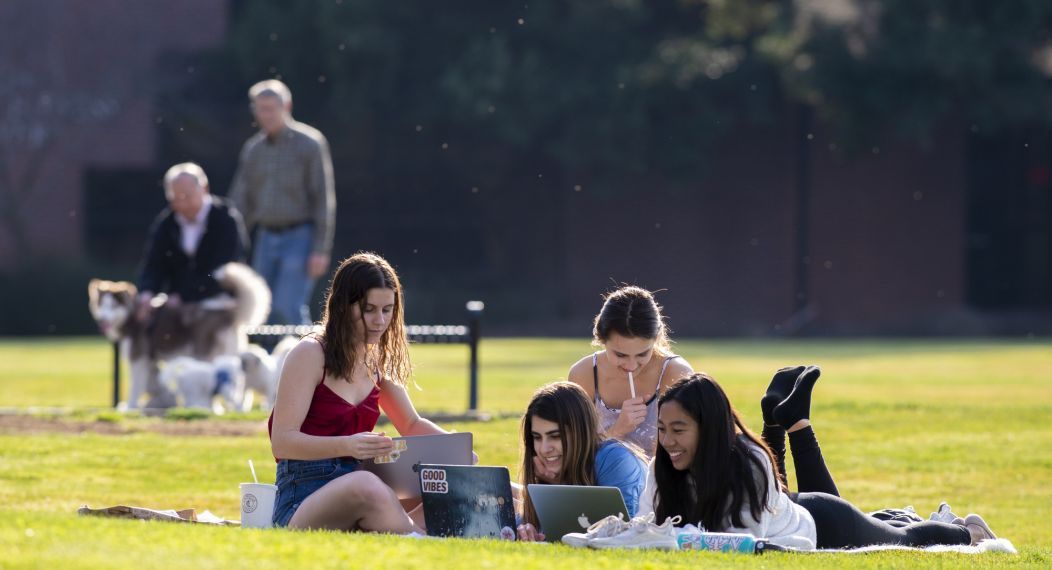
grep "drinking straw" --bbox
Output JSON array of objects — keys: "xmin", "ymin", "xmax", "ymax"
[
  {"xmin": 628, "ymin": 371, "xmax": 636, "ymax": 399},
  {"xmin": 249, "ymin": 460, "xmax": 259, "ymax": 484}
]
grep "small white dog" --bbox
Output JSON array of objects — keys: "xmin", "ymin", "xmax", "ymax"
[
  {"xmin": 237, "ymin": 337, "xmax": 299, "ymax": 410},
  {"xmin": 271, "ymin": 336, "xmax": 299, "ymax": 384},
  {"xmin": 239, "ymin": 344, "xmax": 277, "ymax": 411},
  {"xmin": 161, "ymin": 355, "xmax": 246, "ymax": 413}
]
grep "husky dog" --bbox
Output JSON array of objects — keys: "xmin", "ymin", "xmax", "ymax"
[
  {"xmin": 88, "ymin": 262, "xmax": 271, "ymax": 410},
  {"xmin": 161, "ymin": 355, "xmax": 246, "ymax": 412}
]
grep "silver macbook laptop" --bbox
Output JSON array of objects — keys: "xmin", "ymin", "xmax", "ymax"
[
  {"xmin": 361, "ymin": 432, "xmax": 473, "ymax": 499},
  {"xmin": 527, "ymin": 484, "xmax": 629, "ymax": 542}
]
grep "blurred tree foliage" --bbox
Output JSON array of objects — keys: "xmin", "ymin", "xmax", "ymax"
[
  {"xmin": 766, "ymin": 0, "xmax": 1052, "ymax": 144},
  {"xmin": 175, "ymin": 0, "xmax": 1052, "ymax": 172},
  {"xmin": 10, "ymin": 1, "xmax": 1052, "ymax": 333},
  {"xmin": 147, "ymin": 0, "xmax": 1052, "ymax": 323},
  {"xmin": 169, "ymin": 1, "xmax": 784, "ymax": 186}
]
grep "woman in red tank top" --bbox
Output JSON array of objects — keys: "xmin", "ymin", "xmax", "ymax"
[{"xmin": 268, "ymin": 252, "xmax": 455, "ymax": 533}]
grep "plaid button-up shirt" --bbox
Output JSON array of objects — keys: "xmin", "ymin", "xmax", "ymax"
[{"xmin": 228, "ymin": 119, "xmax": 335, "ymax": 255}]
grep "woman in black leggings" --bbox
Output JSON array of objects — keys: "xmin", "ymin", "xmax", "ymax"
[
  {"xmin": 647, "ymin": 372, "xmax": 997, "ymax": 550},
  {"xmin": 759, "ymin": 365, "xmax": 838, "ymax": 495}
]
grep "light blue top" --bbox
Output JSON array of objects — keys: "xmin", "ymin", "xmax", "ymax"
[{"xmin": 594, "ymin": 439, "xmax": 647, "ymax": 517}]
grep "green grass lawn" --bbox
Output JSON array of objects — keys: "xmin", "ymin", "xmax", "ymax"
[{"xmin": 1, "ymin": 337, "xmax": 1050, "ymax": 568}]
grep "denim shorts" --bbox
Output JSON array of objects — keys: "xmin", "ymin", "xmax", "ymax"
[{"xmin": 272, "ymin": 457, "xmax": 360, "ymax": 527}]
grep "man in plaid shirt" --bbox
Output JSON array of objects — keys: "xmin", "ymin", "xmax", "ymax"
[{"xmin": 229, "ymin": 79, "xmax": 335, "ymax": 326}]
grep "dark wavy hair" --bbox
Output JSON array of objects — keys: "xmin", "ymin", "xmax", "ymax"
[
  {"xmin": 653, "ymin": 374, "xmax": 782, "ymax": 530},
  {"xmin": 519, "ymin": 382, "xmax": 605, "ymax": 529},
  {"xmin": 315, "ymin": 252, "xmax": 411, "ymax": 385},
  {"xmin": 592, "ymin": 286, "xmax": 671, "ymax": 355}
]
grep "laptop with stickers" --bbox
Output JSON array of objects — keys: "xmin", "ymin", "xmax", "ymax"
[
  {"xmin": 527, "ymin": 484, "xmax": 629, "ymax": 542},
  {"xmin": 360, "ymin": 432, "xmax": 473, "ymax": 499},
  {"xmin": 418, "ymin": 464, "xmax": 517, "ymax": 540}
]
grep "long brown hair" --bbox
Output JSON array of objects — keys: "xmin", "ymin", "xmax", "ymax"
[
  {"xmin": 592, "ymin": 286, "xmax": 672, "ymax": 356},
  {"xmin": 653, "ymin": 374, "xmax": 782, "ymax": 530},
  {"xmin": 520, "ymin": 381, "xmax": 604, "ymax": 528},
  {"xmin": 316, "ymin": 252, "xmax": 411, "ymax": 385}
]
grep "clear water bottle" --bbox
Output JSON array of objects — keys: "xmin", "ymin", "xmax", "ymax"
[{"xmin": 676, "ymin": 530, "xmax": 760, "ymax": 553}]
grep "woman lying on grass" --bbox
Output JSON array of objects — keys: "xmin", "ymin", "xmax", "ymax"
[
  {"xmin": 639, "ymin": 372, "xmax": 998, "ymax": 550},
  {"xmin": 268, "ymin": 252, "xmax": 455, "ymax": 533},
  {"xmin": 566, "ymin": 286, "xmax": 694, "ymax": 459},
  {"xmin": 516, "ymin": 381, "xmax": 647, "ymax": 541}
]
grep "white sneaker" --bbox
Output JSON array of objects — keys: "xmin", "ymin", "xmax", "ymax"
[
  {"xmin": 930, "ymin": 502, "xmax": 959, "ymax": 523},
  {"xmin": 963, "ymin": 513, "xmax": 997, "ymax": 545},
  {"xmin": 561, "ymin": 513, "xmax": 634, "ymax": 548},
  {"xmin": 589, "ymin": 515, "xmax": 682, "ymax": 550},
  {"xmin": 404, "ymin": 531, "xmax": 433, "ymax": 539}
]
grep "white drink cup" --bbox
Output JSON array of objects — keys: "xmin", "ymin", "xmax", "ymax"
[{"xmin": 240, "ymin": 482, "xmax": 277, "ymax": 528}]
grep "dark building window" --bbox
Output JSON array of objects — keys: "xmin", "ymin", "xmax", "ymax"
[
  {"xmin": 83, "ymin": 168, "xmax": 166, "ymax": 263},
  {"xmin": 967, "ymin": 129, "xmax": 1052, "ymax": 309}
]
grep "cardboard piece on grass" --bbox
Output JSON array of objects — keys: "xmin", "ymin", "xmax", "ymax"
[{"xmin": 77, "ymin": 505, "xmax": 239, "ymax": 526}]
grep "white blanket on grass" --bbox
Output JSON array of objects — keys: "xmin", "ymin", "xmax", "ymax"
[{"xmin": 814, "ymin": 538, "xmax": 1017, "ymax": 554}]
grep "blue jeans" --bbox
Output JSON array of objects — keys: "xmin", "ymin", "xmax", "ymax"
[
  {"xmin": 272, "ymin": 458, "xmax": 360, "ymax": 527},
  {"xmin": 252, "ymin": 224, "xmax": 316, "ymax": 325}
]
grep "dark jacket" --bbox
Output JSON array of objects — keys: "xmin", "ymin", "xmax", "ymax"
[{"xmin": 137, "ymin": 197, "xmax": 248, "ymax": 302}]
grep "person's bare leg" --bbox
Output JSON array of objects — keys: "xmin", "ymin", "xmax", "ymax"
[
  {"xmin": 288, "ymin": 472, "xmax": 422, "ymax": 533},
  {"xmin": 398, "ymin": 496, "xmax": 427, "ymax": 531},
  {"xmin": 406, "ymin": 502, "xmax": 427, "ymax": 531},
  {"xmin": 787, "ymin": 419, "xmax": 810, "ymax": 433}
]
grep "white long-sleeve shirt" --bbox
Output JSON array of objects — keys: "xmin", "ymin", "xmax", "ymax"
[
  {"xmin": 638, "ymin": 445, "xmax": 817, "ymax": 550},
  {"xmin": 174, "ymin": 195, "xmax": 212, "ymax": 256}
]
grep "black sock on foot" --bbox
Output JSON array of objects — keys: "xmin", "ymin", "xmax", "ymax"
[
  {"xmin": 761, "ymin": 365, "xmax": 806, "ymax": 425},
  {"xmin": 773, "ymin": 365, "xmax": 821, "ymax": 429}
]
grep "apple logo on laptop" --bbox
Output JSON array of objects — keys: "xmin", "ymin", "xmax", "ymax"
[{"xmin": 577, "ymin": 514, "xmax": 591, "ymax": 529}]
